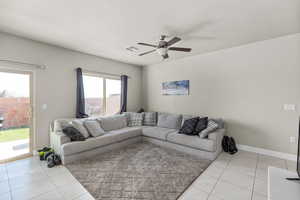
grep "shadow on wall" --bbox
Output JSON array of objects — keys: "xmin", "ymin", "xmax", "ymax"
[{"xmin": 225, "ymin": 119, "xmax": 266, "ymax": 147}]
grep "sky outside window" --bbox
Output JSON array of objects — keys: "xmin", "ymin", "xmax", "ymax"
[{"xmin": 0, "ymin": 72, "xmax": 29, "ymax": 97}]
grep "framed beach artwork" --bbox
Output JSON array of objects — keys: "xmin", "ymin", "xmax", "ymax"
[{"xmin": 162, "ymin": 80, "xmax": 189, "ymax": 95}]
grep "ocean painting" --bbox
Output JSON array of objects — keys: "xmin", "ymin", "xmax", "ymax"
[{"xmin": 162, "ymin": 80, "xmax": 189, "ymax": 95}]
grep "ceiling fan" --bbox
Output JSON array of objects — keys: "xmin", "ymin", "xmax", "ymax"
[{"xmin": 137, "ymin": 35, "xmax": 191, "ymax": 59}]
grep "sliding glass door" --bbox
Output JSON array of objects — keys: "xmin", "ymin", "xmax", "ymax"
[{"xmin": 0, "ymin": 70, "xmax": 33, "ymax": 162}]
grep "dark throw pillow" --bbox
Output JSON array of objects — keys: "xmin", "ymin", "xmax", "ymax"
[
  {"xmin": 62, "ymin": 126, "xmax": 86, "ymax": 141},
  {"xmin": 178, "ymin": 117, "xmax": 199, "ymax": 135},
  {"xmin": 193, "ymin": 117, "xmax": 208, "ymax": 135}
]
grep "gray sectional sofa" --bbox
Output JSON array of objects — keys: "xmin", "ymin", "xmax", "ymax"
[{"xmin": 50, "ymin": 113, "xmax": 225, "ymax": 164}]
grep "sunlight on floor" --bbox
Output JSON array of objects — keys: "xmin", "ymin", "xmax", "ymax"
[{"xmin": 0, "ymin": 128, "xmax": 29, "ymax": 161}]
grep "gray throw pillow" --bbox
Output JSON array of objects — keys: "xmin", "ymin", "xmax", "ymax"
[
  {"xmin": 126, "ymin": 112, "xmax": 144, "ymax": 127},
  {"xmin": 199, "ymin": 120, "xmax": 219, "ymax": 138},
  {"xmin": 143, "ymin": 112, "xmax": 157, "ymax": 126},
  {"xmin": 97, "ymin": 114, "xmax": 127, "ymax": 131},
  {"xmin": 157, "ymin": 113, "xmax": 182, "ymax": 129},
  {"xmin": 72, "ymin": 119, "xmax": 90, "ymax": 138},
  {"xmin": 84, "ymin": 120, "xmax": 105, "ymax": 137}
]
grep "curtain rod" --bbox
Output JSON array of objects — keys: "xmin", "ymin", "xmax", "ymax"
[
  {"xmin": 0, "ymin": 59, "xmax": 46, "ymax": 69},
  {"xmin": 79, "ymin": 69, "xmax": 131, "ymax": 79}
]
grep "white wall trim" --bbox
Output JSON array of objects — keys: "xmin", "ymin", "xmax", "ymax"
[{"xmin": 237, "ymin": 144, "xmax": 297, "ymax": 161}]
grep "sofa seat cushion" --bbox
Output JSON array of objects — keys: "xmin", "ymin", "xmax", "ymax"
[
  {"xmin": 167, "ymin": 131, "xmax": 215, "ymax": 152},
  {"xmin": 62, "ymin": 127, "xmax": 142, "ymax": 156},
  {"xmin": 142, "ymin": 126, "xmax": 177, "ymax": 140}
]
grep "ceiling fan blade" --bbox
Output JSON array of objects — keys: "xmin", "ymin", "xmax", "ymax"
[
  {"xmin": 167, "ymin": 37, "xmax": 181, "ymax": 46},
  {"xmin": 168, "ymin": 47, "xmax": 191, "ymax": 52},
  {"xmin": 137, "ymin": 42, "xmax": 157, "ymax": 48},
  {"xmin": 139, "ymin": 49, "xmax": 156, "ymax": 56}
]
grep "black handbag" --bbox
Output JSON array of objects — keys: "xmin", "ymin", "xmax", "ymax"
[
  {"xmin": 228, "ymin": 137, "xmax": 238, "ymax": 154},
  {"xmin": 222, "ymin": 136, "xmax": 238, "ymax": 154},
  {"xmin": 222, "ymin": 136, "xmax": 230, "ymax": 152}
]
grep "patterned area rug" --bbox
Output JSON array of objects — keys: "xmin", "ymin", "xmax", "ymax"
[{"xmin": 66, "ymin": 142, "xmax": 211, "ymax": 200}]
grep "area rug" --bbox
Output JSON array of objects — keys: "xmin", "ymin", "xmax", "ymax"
[{"xmin": 66, "ymin": 142, "xmax": 211, "ymax": 200}]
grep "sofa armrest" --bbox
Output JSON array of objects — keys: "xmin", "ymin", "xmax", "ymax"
[
  {"xmin": 208, "ymin": 128, "xmax": 225, "ymax": 154},
  {"xmin": 50, "ymin": 130, "xmax": 71, "ymax": 155}
]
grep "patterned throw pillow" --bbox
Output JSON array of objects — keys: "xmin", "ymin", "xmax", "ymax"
[
  {"xmin": 193, "ymin": 117, "xmax": 208, "ymax": 135},
  {"xmin": 127, "ymin": 112, "xmax": 144, "ymax": 127},
  {"xmin": 178, "ymin": 117, "xmax": 199, "ymax": 135},
  {"xmin": 143, "ymin": 112, "xmax": 157, "ymax": 126},
  {"xmin": 199, "ymin": 120, "xmax": 219, "ymax": 138}
]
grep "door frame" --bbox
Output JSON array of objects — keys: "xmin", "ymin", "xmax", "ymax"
[{"xmin": 0, "ymin": 68, "xmax": 35, "ymax": 163}]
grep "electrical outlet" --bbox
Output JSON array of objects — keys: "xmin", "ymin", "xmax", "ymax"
[{"xmin": 290, "ymin": 136, "xmax": 296, "ymax": 144}]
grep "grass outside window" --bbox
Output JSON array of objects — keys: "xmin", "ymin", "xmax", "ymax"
[{"xmin": 0, "ymin": 128, "xmax": 29, "ymax": 143}]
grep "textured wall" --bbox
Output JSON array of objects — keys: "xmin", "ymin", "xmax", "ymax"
[
  {"xmin": 0, "ymin": 32, "xmax": 143, "ymax": 149},
  {"xmin": 143, "ymin": 34, "xmax": 300, "ymax": 155}
]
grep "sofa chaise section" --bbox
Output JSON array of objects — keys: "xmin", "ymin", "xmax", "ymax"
[
  {"xmin": 166, "ymin": 131, "xmax": 217, "ymax": 152},
  {"xmin": 62, "ymin": 127, "xmax": 142, "ymax": 156},
  {"xmin": 50, "ymin": 116, "xmax": 143, "ymax": 164}
]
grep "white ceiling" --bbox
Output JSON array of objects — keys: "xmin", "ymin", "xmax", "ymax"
[{"xmin": 0, "ymin": 0, "xmax": 299, "ymax": 66}]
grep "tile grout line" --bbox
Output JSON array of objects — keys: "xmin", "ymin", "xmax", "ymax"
[
  {"xmin": 40, "ymin": 160, "xmax": 88, "ymax": 200},
  {"xmin": 250, "ymin": 153, "xmax": 259, "ymax": 200},
  {"xmin": 14, "ymin": 157, "xmax": 65, "ymax": 200},
  {"xmin": 206, "ymin": 154, "xmax": 234, "ymax": 200},
  {"xmin": 39, "ymin": 159, "xmax": 67, "ymax": 200},
  {"xmin": 5, "ymin": 163, "xmax": 13, "ymax": 200}
]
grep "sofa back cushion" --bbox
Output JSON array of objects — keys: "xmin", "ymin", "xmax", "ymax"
[
  {"xmin": 211, "ymin": 118, "xmax": 225, "ymax": 129},
  {"xmin": 83, "ymin": 120, "xmax": 105, "ymax": 137},
  {"xmin": 157, "ymin": 113, "xmax": 182, "ymax": 129},
  {"xmin": 97, "ymin": 114, "xmax": 127, "ymax": 131}
]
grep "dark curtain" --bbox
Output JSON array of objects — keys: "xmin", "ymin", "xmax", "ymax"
[
  {"xmin": 76, "ymin": 68, "xmax": 88, "ymax": 118},
  {"xmin": 120, "ymin": 75, "xmax": 128, "ymax": 113}
]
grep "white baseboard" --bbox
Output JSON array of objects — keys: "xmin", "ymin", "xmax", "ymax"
[{"xmin": 237, "ymin": 144, "xmax": 297, "ymax": 161}]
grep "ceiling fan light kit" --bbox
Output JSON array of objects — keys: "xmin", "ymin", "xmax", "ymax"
[{"xmin": 136, "ymin": 35, "xmax": 192, "ymax": 59}]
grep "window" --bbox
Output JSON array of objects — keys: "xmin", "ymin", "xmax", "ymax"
[
  {"xmin": 105, "ymin": 79, "xmax": 121, "ymax": 115},
  {"xmin": 83, "ymin": 74, "xmax": 121, "ymax": 116}
]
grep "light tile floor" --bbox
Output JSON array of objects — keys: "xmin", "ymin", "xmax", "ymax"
[
  {"xmin": 179, "ymin": 150, "xmax": 297, "ymax": 200},
  {"xmin": 0, "ymin": 150, "xmax": 297, "ymax": 200},
  {"xmin": 0, "ymin": 157, "xmax": 94, "ymax": 200}
]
